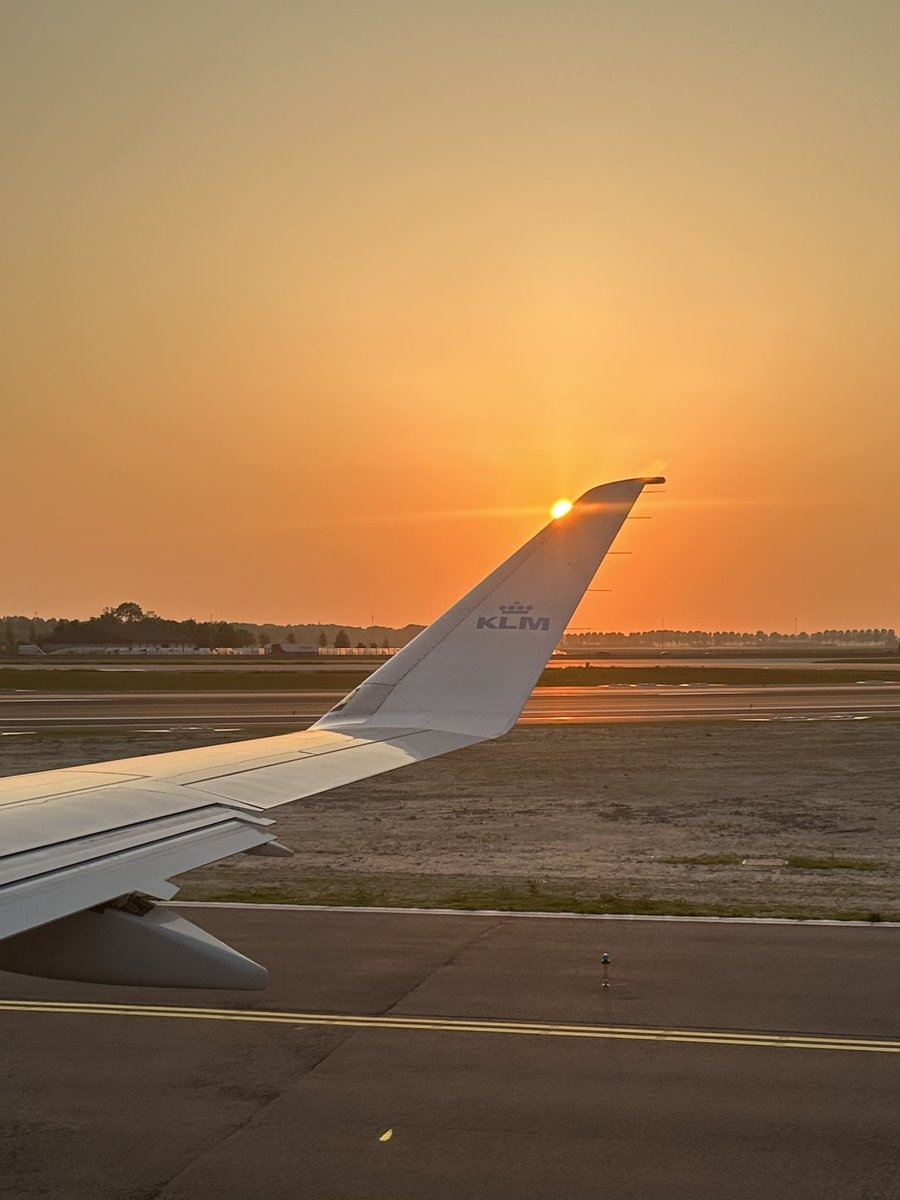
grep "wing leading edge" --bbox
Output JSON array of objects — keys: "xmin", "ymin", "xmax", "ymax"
[{"xmin": 0, "ymin": 477, "xmax": 662, "ymax": 988}]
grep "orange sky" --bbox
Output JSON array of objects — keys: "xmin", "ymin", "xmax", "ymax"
[{"xmin": 2, "ymin": 2, "xmax": 898, "ymax": 632}]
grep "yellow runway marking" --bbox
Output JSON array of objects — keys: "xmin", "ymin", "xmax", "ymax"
[{"xmin": 0, "ymin": 999, "xmax": 898, "ymax": 1054}]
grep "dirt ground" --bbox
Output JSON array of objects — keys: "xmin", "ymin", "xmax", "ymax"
[{"xmin": 4, "ymin": 720, "xmax": 900, "ymax": 918}]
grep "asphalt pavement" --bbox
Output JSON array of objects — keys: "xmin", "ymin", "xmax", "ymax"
[
  {"xmin": 1, "ymin": 908, "xmax": 899, "ymax": 1199},
  {"xmin": 1, "ymin": 682, "xmax": 899, "ymax": 734}
]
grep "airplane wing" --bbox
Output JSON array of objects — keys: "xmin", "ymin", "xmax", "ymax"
[{"xmin": 0, "ymin": 477, "xmax": 662, "ymax": 989}]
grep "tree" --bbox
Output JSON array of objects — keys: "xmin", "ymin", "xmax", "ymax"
[
  {"xmin": 3, "ymin": 618, "xmax": 14, "ymax": 650},
  {"xmin": 286, "ymin": 630, "xmax": 297, "ymax": 644},
  {"xmin": 257, "ymin": 630, "xmax": 268, "ymax": 648},
  {"xmin": 102, "ymin": 601, "xmax": 145, "ymax": 623},
  {"xmin": 334, "ymin": 629, "xmax": 350, "ymax": 649},
  {"xmin": 317, "ymin": 629, "xmax": 329, "ymax": 648}
]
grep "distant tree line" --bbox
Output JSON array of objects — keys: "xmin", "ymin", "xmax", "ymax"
[
  {"xmin": 5, "ymin": 608, "xmax": 896, "ymax": 654},
  {"xmin": 32, "ymin": 602, "xmax": 255, "ymax": 649},
  {"xmin": 2, "ymin": 615, "xmax": 56, "ymax": 647},
  {"xmin": 237, "ymin": 622, "xmax": 424, "ymax": 650},
  {"xmin": 561, "ymin": 628, "xmax": 898, "ymax": 648},
  {"xmin": 0, "ymin": 606, "xmax": 426, "ymax": 652}
]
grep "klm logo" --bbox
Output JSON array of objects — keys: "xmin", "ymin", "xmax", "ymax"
[{"xmin": 476, "ymin": 602, "xmax": 551, "ymax": 632}]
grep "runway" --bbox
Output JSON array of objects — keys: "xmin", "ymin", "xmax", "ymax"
[
  {"xmin": 2, "ymin": 908, "xmax": 898, "ymax": 1199},
  {"xmin": 1, "ymin": 682, "xmax": 899, "ymax": 733}
]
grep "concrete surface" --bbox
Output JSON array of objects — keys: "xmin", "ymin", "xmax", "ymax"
[
  {"xmin": 1, "ymin": 908, "xmax": 898, "ymax": 1199},
  {"xmin": 2, "ymin": 682, "xmax": 899, "ymax": 734}
]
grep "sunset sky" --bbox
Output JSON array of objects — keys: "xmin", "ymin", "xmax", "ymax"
[{"xmin": 3, "ymin": 1, "xmax": 899, "ymax": 632}]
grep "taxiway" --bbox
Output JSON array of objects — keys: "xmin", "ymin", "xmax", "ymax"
[{"xmin": 1, "ymin": 907, "xmax": 898, "ymax": 1199}]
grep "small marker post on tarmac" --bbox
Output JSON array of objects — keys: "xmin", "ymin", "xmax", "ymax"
[{"xmin": 601, "ymin": 952, "xmax": 611, "ymax": 988}]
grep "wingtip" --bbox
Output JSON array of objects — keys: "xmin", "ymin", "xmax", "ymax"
[{"xmin": 575, "ymin": 475, "xmax": 666, "ymax": 505}]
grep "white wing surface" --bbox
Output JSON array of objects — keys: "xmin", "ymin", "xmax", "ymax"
[{"xmin": 0, "ymin": 477, "xmax": 661, "ymax": 989}]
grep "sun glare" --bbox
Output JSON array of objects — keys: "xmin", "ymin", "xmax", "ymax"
[{"xmin": 551, "ymin": 499, "xmax": 573, "ymax": 520}]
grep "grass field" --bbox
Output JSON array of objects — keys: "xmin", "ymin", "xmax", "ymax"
[{"xmin": 196, "ymin": 875, "xmax": 898, "ymax": 923}]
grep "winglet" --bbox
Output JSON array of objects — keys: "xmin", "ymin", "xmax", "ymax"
[{"xmin": 315, "ymin": 477, "xmax": 659, "ymax": 740}]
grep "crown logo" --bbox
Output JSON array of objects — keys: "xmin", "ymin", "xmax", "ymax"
[{"xmin": 476, "ymin": 600, "xmax": 549, "ymax": 630}]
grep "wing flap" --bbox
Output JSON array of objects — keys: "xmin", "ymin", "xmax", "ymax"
[{"xmin": 0, "ymin": 790, "xmax": 275, "ymax": 939}]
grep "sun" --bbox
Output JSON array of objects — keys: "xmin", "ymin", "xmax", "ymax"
[{"xmin": 550, "ymin": 498, "xmax": 573, "ymax": 520}]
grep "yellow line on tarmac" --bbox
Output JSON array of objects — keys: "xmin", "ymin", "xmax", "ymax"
[{"xmin": 0, "ymin": 999, "xmax": 898, "ymax": 1054}]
